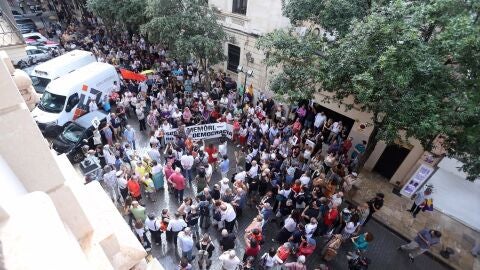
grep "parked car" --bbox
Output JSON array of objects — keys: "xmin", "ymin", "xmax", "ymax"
[
  {"xmin": 13, "ymin": 46, "xmax": 50, "ymax": 68},
  {"xmin": 16, "ymin": 18, "xmax": 38, "ymax": 34},
  {"xmin": 23, "ymin": 32, "xmax": 49, "ymax": 43},
  {"xmin": 51, "ymin": 111, "xmax": 108, "ymax": 163},
  {"xmin": 25, "ymin": 38, "xmax": 60, "ymax": 50}
]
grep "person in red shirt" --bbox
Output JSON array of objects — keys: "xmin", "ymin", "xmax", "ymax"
[
  {"xmin": 204, "ymin": 143, "xmax": 218, "ymax": 169},
  {"xmin": 210, "ymin": 108, "xmax": 221, "ymax": 123},
  {"xmin": 243, "ymin": 237, "xmax": 261, "ymax": 262},
  {"xmin": 320, "ymin": 207, "xmax": 339, "ymax": 236},
  {"xmin": 341, "ymin": 137, "xmax": 353, "ymax": 154},
  {"xmin": 127, "ymin": 176, "xmax": 142, "ymax": 201},
  {"xmin": 168, "ymin": 167, "xmax": 186, "ymax": 203}
]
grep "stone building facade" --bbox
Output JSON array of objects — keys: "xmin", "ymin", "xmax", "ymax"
[
  {"xmin": 0, "ymin": 54, "xmax": 160, "ymax": 270},
  {"xmin": 208, "ymin": 0, "xmax": 429, "ymax": 188}
]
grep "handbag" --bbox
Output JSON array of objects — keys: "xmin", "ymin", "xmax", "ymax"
[{"xmin": 422, "ymin": 198, "xmax": 434, "ymax": 212}]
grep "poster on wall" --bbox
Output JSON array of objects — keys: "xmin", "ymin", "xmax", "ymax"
[
  {"xmin": 164, "ymin": 123, "xmax": 233, "ymax": 142},
  {"xmin": 400, "ymin": 164, "xmax": 435, "ymax": 198}
]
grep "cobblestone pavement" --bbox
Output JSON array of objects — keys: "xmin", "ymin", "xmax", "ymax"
[{"xmin": 115, "ymin": 118, "xmax": 452, "ymax": 270}]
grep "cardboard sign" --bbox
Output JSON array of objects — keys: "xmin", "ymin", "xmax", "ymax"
[{"xmin": 91, "ymin": 117, "xmax": 100, "ymax": 129}]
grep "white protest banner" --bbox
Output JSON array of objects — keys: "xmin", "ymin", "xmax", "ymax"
[{"xmin": 164, "ymin": 123, "xmax": 233, "ymax": 142}]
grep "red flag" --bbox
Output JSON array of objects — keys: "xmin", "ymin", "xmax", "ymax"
[{"xmin": 119, "ymin": 68, "xmax": 147, "ymax": 81}]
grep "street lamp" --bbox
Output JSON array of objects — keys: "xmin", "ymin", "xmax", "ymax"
[{"xmin": 237, "ymin": 65, "xmax": 253, "ymax": 105}]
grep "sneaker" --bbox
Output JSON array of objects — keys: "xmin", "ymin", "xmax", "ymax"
[{"xmin": 408, "ymin": 254, "xmax": 414, "ymax": 262}]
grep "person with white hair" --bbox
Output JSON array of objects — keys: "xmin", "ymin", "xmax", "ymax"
[
  {"xmin": 284, "ymin": 255, "xmax": 307, "ymax": 270},
  {"xmin": 248, "ymin": 160, "xmax": 259, "ymax": 179},
  {"xmin": 217, "ymin": 201, "xmax": 236, "ymax": 233},
  {"xmin": 103, "ymin": 145, "xmax": 116, "ymax": 166},
  {"xmin": 178, "ymin": 227, "xmax": 195, "ymax": 262},
  {"xmin": 219, "ymin": 178, "xmax": 230, "ymax": 196},
  {"xmin": 219, "ymin": 249, "xmax": 241, "ymax": 270}
]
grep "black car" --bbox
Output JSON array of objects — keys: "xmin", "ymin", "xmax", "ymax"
[{"xmin": 51, "ymin": 111, "xmax": 107, "ymax": 163}]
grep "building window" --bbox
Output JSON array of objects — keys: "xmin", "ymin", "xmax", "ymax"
[
  {"xmin": 232, "ymin": 0, "xmax": 248, "ymax": 15},
  {"xmin": 227, "ymin": 44, "xmax": 241, "ymax": 72}
]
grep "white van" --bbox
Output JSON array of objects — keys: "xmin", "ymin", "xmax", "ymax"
[
  {"xmin": 31, "ymin": 62, "xmax": 119, "ymax": 131},
  {"xmin": 30, "ymin": 50, "xmax": 96, "ymax": 93}
]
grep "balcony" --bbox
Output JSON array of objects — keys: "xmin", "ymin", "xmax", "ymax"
[{"xmin": 0, "ymin": 9, "xmax": 24, "ymax": 48}]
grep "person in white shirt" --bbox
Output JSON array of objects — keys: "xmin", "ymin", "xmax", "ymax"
[
  {"xmin": 248, "ymin": 160, "xmax": 259, "ymax": 179},
  {"xmin": 305, "ymin": 217, "xmax": 318, "ymax": 240},
  {"xmin": 299, "ymin": 172, "xmax": 311, "ymax": 187},
  {"xmin": 145, "ymin": 213, "xmax": 162, "ymax": 246},
  {"xmin": 88, "ymin": 98, "xmax": 98, "ymax": 112},
  {"xmin": 260, "ymin": 248, "xmax": 283, "ymax": 268},
  {"xmin": 180, "ymin": 152, "xmax": 194, "ymax": 185},
  {"xmin": 219, "ymin": 202, "xmax": 236, "ymax": 233},
  {"xmin": 218, "ymin": 139, "xmax": 228, "ymax": 157},
  {"xmin": 219, "ymin": 250, "xmax": 241, "ymax": 270},
  {"xmin": 314, "ymin": 111, "xmax": 327, "ymax": 132},
  {"xmin": 259, "ymin": 120, "xmax": 269, "ymax": 135},
  {"xmin": 178, "ymin": 228, "xmax": 195, "ymax": 261},
  {"xmin": 103, "ymin": 145, "xmax": 116, "ymax": 165},
  {"xmin": 328, "ymin": 120, "xmax": 343, "ymax": 143},
  {"xmin": 166, "ymin": 213, "xmax": 187, "ymax": 246},
  {"xmin": 329, "ymin": 192, "xmax": 344, "ymax": 209},
  {"xmin": 234, "ymin": 170, "xmax": 247, "ymax": 183}
]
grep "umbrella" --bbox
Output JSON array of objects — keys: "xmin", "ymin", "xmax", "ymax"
[{"xmin": 140, "ymin": 70, "xmax": 155, "ymax": 75}]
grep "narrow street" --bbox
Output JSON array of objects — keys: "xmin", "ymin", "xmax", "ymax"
[{"xmin": 124, "ymin": 118, "xmax": 452, "ymax": 270}]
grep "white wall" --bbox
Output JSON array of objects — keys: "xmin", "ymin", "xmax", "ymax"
[
  {"xmin": 209, "ymin": 0, "xmax": 291, "ymax": 35},
  {"xmin": 427, "ymin": 157, "xmax": 480, "ymax": 231}
]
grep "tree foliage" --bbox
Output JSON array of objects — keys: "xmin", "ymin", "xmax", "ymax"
[
  {"xmin": 86, "ymin": 0, "xmax": 146, "ymax": 33},
  {"xmin": 141, "ymin": 0, "xmax": 227, "ymax": 70},
  {"xmin": 258, "ymin": 0, "xmax": 480, "ymax": 179}
]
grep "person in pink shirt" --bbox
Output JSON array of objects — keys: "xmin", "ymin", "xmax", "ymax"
[{"xmin": 168, "ymin": 167, "xmax": 186, "ymax": 203}]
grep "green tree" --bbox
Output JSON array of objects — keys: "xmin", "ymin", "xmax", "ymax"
[
  {"xmin": 86, "ymin": 0, "xmax": 118, "ymax": 32},
  {"xmin": 116, "ymin": 0, "xmax": 147, "ymax": 33},
  {"xmin": 141, "ymin": 0, "xmax": 227, "ymax": 71},
  {"xmin": 258, "ymin": 0, "xmax": 480, "ymax": 179},
  {"xmin": 86, "ymin": 0, "xmax": 146, "ymax": 34}
]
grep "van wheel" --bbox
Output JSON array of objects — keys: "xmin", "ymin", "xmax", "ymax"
[{"xmin": 71, "ymin": 152, "xmax": 84, "ymax": 163}]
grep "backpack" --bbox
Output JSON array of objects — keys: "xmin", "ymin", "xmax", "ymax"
[{"xmin": 199, "ymin": 202, "xmax": 210, "ymax": 216}]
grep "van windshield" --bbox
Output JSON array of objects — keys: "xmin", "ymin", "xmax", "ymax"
[
  {"xmin": 61, "ymin": 124, "xmax": 84, "ymax": 143},
  {"xmin": 30, "ymin": 76, "xmax": 51, "ymax": 93},
  {"xmin": 38, "ymin": 91, "xmax": 66, "ymax": 113}
]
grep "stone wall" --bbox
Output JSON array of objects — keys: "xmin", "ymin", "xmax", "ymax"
[{"xmin": 0, "ymin": 52, "xmax": 150, "ymax": 270}]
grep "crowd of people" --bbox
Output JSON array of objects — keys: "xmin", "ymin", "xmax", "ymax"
[{"xmin": 49, "ymin": 18, "xmax": 441, "ymax": 270}]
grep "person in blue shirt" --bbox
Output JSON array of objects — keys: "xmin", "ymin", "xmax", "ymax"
[
  {"xmin": 398, "ymin": 228, "xmax": 442, "ymax": 262},
  {"xmin": 219, "ymin": 155, "xmax": 230, "ymax": 179},
  {"xmin": 123, "ymin": 125, "xmax": 136, "ymax": 150}
]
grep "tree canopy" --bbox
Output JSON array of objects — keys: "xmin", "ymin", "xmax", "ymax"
[
  {"xmin": 141, "ymin": 0, "xmax": 227, "ymax": 70},
  {"xmin": 258, "ymin": 0, "xmax": 480, "ymax": 179},
  {"xmin": 86, "ymin": 0, "xmax": 146, "ymax": 33}
]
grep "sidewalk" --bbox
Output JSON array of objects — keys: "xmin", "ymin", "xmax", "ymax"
[{"xmin": 353, "ymin": 170, "xmax": 480, "ymax": 270}]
